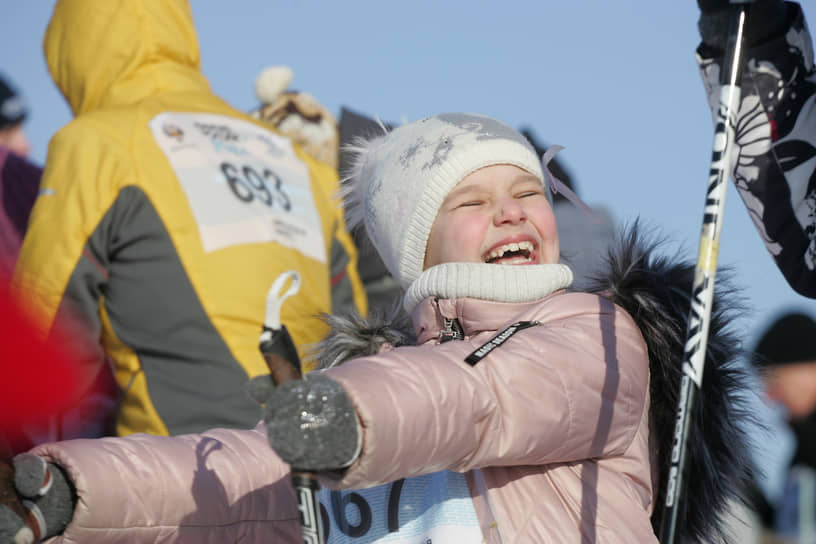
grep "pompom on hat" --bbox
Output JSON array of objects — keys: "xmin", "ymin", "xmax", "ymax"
[
  {"xmin": 250, "ymin": 65, "xmax": 339, "ymax": 169},
  {"xmin": 343, "ymin": 113, "xmax": 548, "ymax": 291}
]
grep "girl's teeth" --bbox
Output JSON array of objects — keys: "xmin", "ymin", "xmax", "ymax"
[
  {"xmin": 485, "ymin": 241, "xmax": 534, "ymax": 261},
  {"xmin": 499, "ymin": 256, "xmax": 532, "ymax": 265}
]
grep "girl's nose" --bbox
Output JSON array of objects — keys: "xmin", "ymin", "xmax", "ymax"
[{"xmin": 494, "ymin": 198, "xmax": 526, "ymax": 225}]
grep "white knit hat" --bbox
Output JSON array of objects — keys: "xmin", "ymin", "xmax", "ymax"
[{"xmin": 344, "ymin": 113, "xmax": 547, "ymax": 290}]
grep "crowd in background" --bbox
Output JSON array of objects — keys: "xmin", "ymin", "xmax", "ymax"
[{"xmin": 0, "ymin": 0, "xmax": 814, "ymax": 542}]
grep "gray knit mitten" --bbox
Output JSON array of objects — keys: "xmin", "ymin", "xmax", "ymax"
[
  {"xmin": 0, "ymin": 454, "xmax": 75, "ymax": 543},
  {"xmin": 697, "ymin": 0, "xmax": 790, "ymax": 52},
  {"xmin": 262, "ymin": 374, "xmax": 361, "ymax": 471}
]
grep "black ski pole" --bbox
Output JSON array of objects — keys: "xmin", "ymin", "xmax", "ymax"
[
  {"xmin": 659, "ymin": 2, "xmax": 752, "ymax": 542},
  {"xmin": 259, "ymin": 271, "xmax": 326, "ymax": 544}
]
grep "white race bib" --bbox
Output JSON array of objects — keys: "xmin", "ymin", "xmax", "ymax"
[
  {"xmin": 149, "ymin": 112, "xmax": 326, "ymax": 262},
  {"xmin": 318, "ymin": 471, "xmax": 482, "ymax": 544}
]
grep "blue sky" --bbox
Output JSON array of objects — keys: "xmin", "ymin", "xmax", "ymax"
[{"xmin": 3, "ymin": 1, "xmax": 815, "ymax": 494}]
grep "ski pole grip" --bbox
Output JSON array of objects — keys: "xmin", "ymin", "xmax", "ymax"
[
  {"xmin": 259, "ymin": 325, "xmax": 326, "ymax": 544},
  {"xmin": 290, "ymin": 471, "xmax": 326, "ymax": 544},
  {"xmin": 260, "ymin": 325, "xmax": 302, "ymax": 385},
  {"xmin": 260, "ymin": 325, "xmax": 301, "ymax": 373}
]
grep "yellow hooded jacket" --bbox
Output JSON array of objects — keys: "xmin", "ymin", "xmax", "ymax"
[{"xmin": 15, "ymin": 0, "xmax": 367, "ymax": 437}]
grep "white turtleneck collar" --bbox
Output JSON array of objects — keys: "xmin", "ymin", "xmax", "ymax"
[{"xmin": 403, "ymin": 262, "xmax": 574, "ymax": 313}]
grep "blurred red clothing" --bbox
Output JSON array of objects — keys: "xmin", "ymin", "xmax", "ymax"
[{"xmin": 0, "ymin": 279, "xmax": 89, "ymax": 452}]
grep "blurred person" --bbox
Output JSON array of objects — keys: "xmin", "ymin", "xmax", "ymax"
[
  {"xmin": 0, "ymin": 74, "xmax": 117, "ymax": 457},
  {"xmin": 0, "ymin": 282, "xmax": 89, "ymax": 456},
  {"xmin": 0, "ymin": 74, "xmax": 41, "ymax": 278},
  {"xmin": 696, "ymin": 0, "xmax": 816, "ymax": 298},
  {"xmin": 13, "ymin": 0, "xmax": 367, "ymax": 440},
  {"xmin": 748, "ymin": 311, "xmax": 816, "ymax": 542},
  {"xmin": 0, "ymin": 75, "xmax": 30, "ymax": 158},
  {"xmin": 336, "ymin": 107, "xmax": 403, "ymax": 315},
  {"xmin": 0, "ymin": 149, "xmax": 40, "ymax": 278}
]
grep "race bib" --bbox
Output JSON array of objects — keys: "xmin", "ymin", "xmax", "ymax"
[
  {"xmin": 318, "ymin": 471, "xmax": 482, "ymax": 544},
  {"xmin": 149, "ymin": 112, "xmax": 326, "ymax": 262}
]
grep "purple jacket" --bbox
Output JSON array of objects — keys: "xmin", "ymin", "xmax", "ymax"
[{"xmin": 0, "ymin": 147, "xmax": 41, "ymax": 278}]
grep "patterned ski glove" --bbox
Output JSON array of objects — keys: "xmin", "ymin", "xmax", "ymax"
[
  {"xmin": 697, "ymin": 0, "xmax": 790, "ymax": 52},
  {"xmin": 0, "ymin": 454, "xmax": 75, "ymax": 543},
  {"xmin": 262, "ymin": 374, "xmax": 362, "ymax": 472}
]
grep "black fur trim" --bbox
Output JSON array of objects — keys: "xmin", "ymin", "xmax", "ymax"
[{"xmin": 586, "ymin": 222, "xmax": 755, "ymax": 543}]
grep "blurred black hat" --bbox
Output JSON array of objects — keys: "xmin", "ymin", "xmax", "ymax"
[
  {"xmin": 0, "ymin": 74, "xmax": 27, "ymax": 131},
  {"xmin": 754, "ymin": 311, "xmax": 816, "ymax": 367}
]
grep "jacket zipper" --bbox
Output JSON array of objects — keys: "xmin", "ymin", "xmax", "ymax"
[
  {"xmin": 433, "ymin": 297, "xmax": 464, "ymax": 343},
  {"xmin": 439, "ymin": 317, "xmax": 464, "ymax": 343}
]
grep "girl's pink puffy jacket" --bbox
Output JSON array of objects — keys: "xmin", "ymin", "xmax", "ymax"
[{"xmin": 35, "ymin": 290, "xmax": 655, "ymax": 543}]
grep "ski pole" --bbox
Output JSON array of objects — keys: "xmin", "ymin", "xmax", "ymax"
[
  {"xmin": 659, "ymin": 2, "xmax": 751, "ymax": 542},
  {"xmin": 259, "ymin": 271, "xmax": 326, "ymax": 544}
]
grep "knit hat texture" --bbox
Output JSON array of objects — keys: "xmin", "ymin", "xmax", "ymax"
[
  {"xmin": 0, "ymin": 75, "xmax": 26, "ymax": 131},
  {"xmin": 753, "ymin": 311, "xmax": 816, "ymax": 366},
  {"xmin": 344, "ymin": 113, "xmax": 546, "ymax": 290}
]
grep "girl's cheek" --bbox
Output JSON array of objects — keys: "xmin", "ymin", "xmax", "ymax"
[{"xmin": 456, "ymin": 217, "xmax": 489, "ymax": 245}]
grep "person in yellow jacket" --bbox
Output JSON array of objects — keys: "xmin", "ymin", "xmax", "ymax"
[{"xmin": 13, "ymin": 0, "xmax": 367, "ymax": 438}]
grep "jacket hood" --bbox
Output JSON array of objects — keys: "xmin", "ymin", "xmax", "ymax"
[
  {"xmin": 44, "ymin": 0, "xmax": 207, "ymax": 116},
  {"xmin": 585, "ymin": 221, "xmax": 754, "ymax": 543}
]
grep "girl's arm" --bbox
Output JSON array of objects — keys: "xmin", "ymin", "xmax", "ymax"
[
  {"xmin": 33, "ymin": 424, "xmax": 300, "ymax": 543},
  {"xmin": 323, "ymin": 292, "xmax": 649, "ymax": 489}
]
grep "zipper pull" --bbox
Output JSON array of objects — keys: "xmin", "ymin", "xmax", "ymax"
[{"xmin": 439, "ymin": 317, "xmax": 464, "ymax": 343}]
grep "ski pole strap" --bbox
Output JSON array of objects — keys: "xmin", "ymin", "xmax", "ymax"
[
  {"xmin": 259, "ymin": 271, "xmax": 303, "ymax": 379},
  {"xmin": 264, "ymin": 270, "xmax": 301, "ymax": 330}
]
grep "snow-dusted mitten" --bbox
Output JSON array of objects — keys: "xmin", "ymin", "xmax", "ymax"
[
  {"xmin": 0, "ymin": 457, "xmax": 30, "ymax": 544},
  {"xmin": 263, "ymin": 374, "xmax": 361, "ymax": 471},
  {"xmin": 697, "ymin": 0, "xmax": 790, "ymax": 52},
  {"xmin": 0, "ymin": 454, "xmax": 75, "ymax": 543}
]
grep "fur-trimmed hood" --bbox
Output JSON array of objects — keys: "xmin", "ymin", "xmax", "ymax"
[
  {"xmin": 311, "ymin": 223, "xmax": 754, "ymax": 543},
  {"xmin": 585, "ymin": 224, "xmax": 753, "ymax": 543}
]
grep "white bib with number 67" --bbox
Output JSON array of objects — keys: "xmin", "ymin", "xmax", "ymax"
[
  {"xmin": 319, "ymin": 471, "xmax": 482, "ymax": 543},
  {"xmin": 149, "ymin": 112, "xmax": 326, "ymax": 263}
]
